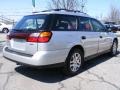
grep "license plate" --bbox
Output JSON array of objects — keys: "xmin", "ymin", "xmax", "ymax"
[{"xmin": 10, "ymin": 39, "xmax": 26, "ymax": 51}]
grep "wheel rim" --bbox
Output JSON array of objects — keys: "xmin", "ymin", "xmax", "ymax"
[
  {"xmin": 112, "ymin": 42, "xmax": 117, "ymax": 55},
  {"xmin": 3, "ymin": 29, "xmax": 8, "ymax": 33},
  {"xmin": 70, "ymin": 53, "xmax": 81, "ymax": 72}
]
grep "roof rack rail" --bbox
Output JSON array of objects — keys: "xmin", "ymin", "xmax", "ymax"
[{"xmin": 42, "ymin": 9, "xmax": 87, "ymax": 14}]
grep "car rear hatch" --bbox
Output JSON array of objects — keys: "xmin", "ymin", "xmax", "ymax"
[
  {"xmin": 7, "ymin": 32, "xmax": 38, "ymax": 55},
  {"xmin": 6, "ymin": 14, "xmax": 52, "ymax": 55}
]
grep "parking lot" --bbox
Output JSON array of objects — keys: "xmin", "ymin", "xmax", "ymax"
[{"xmin": 0, "ymin": 33, "xmax": 120, "ymax": 90}]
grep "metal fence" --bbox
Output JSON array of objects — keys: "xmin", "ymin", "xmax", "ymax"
[{"xmin": 0, "ymin": 16, "xmax": 15, "ymax": 25}]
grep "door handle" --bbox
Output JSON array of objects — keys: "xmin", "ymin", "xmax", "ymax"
[
  {"xmin": 81, "ymin": 36, "xmax": 86, "ymax": 40},
  {"xmin": 100, "ymin": 36, "xmax": 103, "ymax": 38}
]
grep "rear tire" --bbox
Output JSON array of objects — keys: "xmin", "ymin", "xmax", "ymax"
[
  {"xmin": 63, "ymin": 49, "xmax": 84, "ymax": 76},
  {"xmin": 110, "ymin": 40, "xmax": 118, "ymax": 56}
]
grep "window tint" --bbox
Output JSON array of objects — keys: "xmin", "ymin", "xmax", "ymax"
[
  {"xmin": 0, "ymin": 23, "xmax": 2, "ymax": 26},
  {"xmin": 37, "ymin": 19, "xmax": 45, "ymax": 29},
  {"xmin": 91, "ymin": 19, "xmax": 105, "ymax": 32},
  {"xmin": 20, "ymin": 19, "xmax": 37, "ymax": 30},
  {"xmin": 79, "ymin": 17, "xmax": 93, "ymax": 31},
  {"xmin": 14, "ymin": 14, "xmax": 47, "ymax": 32},
  {"xmin": 53, "ymin": 15, "xmax": 77, "ymax": 30}
]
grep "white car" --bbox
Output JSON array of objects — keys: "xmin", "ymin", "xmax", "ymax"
[
  {"xmin": 0, "ymin": 22, "xmax": 12, "ymax": 33},
  {"xmin": 114, "ymin": 24, "xmax": 120, "ymax": 30},
  {"xmin": 3, "ymin": 9, "xmax": 118, "ymax": 75}
]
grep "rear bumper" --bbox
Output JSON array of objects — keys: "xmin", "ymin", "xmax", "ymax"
[{"xmin": 3, "ymin": 46, "xmax": 69, "ymax": 66}]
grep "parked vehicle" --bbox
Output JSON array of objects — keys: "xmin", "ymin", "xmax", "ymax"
[
  {"xmin": 0, "ymin": 22, "xmax": 12, "ymax": 33},
  {"xmin": 114, "ymin": 24, "xmax": 120, "ymax": 30},
  {"xmin": 104, "ymin": 21, "xmax": 120, "ymax": 31},
  {"xmin": 3, "ymin": 9, "xmax": 118, "ymax": 75},
  {"xmin": 104, "ymin": 24, "xmax": 118, "ymax": 33}
]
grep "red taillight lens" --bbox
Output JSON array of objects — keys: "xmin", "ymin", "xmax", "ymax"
[
  {"xmin": 27, "ymin": 37, "xmax": 38, "ymax": 42},
  {"xmin": 27, "ymin": 33, "xmax": 39, "ymax": 42},
  {"xmin": 27, "ymin": 31, "xmax": 52, "ymax": 43}
]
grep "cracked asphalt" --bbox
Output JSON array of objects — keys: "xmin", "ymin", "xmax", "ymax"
[{"xmin": 0, "ymin": 34, "xmax": 120, "ymax": 90}]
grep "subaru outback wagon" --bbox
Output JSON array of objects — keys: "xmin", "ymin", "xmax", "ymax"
[{"xmin": 3, "ymin": 9, "xmax": 118, "ymax": 75}]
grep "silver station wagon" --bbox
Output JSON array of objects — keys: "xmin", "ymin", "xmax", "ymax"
[{"xmin": 3, "ymin": 9, "xmax": 118, "ymax": 75}]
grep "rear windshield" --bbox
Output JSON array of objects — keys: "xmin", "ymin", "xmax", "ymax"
[{"xmin": 13, "ymin": 14, "xmax": 49, "ymax": 32}]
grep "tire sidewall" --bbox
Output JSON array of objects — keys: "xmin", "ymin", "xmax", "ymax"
[
  {"xmin": 64, "ymin": 49, "xmax": 84, "ymax": 75},
  {"xmin": 111, "ymin": 41, "xmax": 117, "ymax": 56}
]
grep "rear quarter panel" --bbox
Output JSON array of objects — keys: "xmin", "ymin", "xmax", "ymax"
[{"xmin": 37, "ymin": 31, "xmax": 83, "ymax": 51}]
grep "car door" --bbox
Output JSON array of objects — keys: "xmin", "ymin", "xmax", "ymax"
[
  {"xmin": 78, "ymin": 17, "xmax": 99, "ymax": 57},
  {"xmin": 91, "ymin": 19, "xmax": 112, "ymax": 53}
]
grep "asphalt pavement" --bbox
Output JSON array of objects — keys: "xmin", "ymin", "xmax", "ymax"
[{"xmin": 0, "ymin": 34, "xmax": 120, "ymax": 90}]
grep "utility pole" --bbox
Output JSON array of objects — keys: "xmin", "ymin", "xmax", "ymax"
[
  {"xmin": 32, "ymin": 0, "xmax": 36, "ymax": 13},
  {"xmin": 1, "ymin": 14, "xmax": 4, "ymax": 23},
  {"xmin": 81, "ymin": 0, "xmax": 87, "ymax": 12},
  {"xmin": 81, "ymin": 0, "xmax": 84, "ymax": 12}
]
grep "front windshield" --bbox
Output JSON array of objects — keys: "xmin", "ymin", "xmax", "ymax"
[{"xmin": 13, "ymin": 14, "xmax": 47, "ymax": 32}]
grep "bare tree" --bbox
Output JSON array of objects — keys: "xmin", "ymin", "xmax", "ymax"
[
  {"xmin": 48, "ymin": 0, "xmax": 87, "ymax": 11},
  {"xmin": 105, "ymin": 5, "xmax": 120, "ymax": 23}
]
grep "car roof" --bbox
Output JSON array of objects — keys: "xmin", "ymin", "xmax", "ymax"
[{"xmin": 28, "ymin": 9, "xmax": 90, "ymax": 18}]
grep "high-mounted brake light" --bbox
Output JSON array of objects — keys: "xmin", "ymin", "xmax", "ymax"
[{"xmin": 27, "ymin": 31, "xmax": 52, "ymax": 43}]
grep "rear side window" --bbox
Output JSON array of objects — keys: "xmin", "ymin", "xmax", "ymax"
[
  {"xmin": 79, "ymin": 17, "xmax": 93, "ymax": 31},
  {"xmin": 53, "ymin": 15, "xmax": 78, "ymax": 31}
]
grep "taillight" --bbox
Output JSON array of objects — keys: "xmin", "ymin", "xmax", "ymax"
[
  {"xmin": 27, "ymin": 33, "xmax": 39, "ymax": 42},
  {"xmin": 27, "ymin": 31, "xmax": 52, "ymax": 43},
  {"xmin": 38, "ymin": 31, "xmax": 52, "ymax": 42}
]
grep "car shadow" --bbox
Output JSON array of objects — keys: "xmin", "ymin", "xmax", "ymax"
[{"xmin": 15, "ymin": 51, "xmax": 120, "ymax": 83}]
